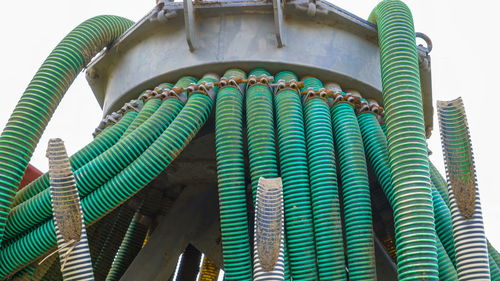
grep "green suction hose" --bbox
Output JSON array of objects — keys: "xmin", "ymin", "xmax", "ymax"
[
  {"xmin": 331, "ymin": 102, "xmax": 376, "ymax": 280},
  {"xmin": 105, "ymin": 212, "xmax": 148, "ymax": 281},
  {"xmin": 489, "ymin": 241, "xmax": 500, "ymax": 267},
  {"xmin": 357, "ymin": 112, "xmax": 457, "ymax": 279},
  {"xmin": 215, "ymin": 69, "xmax": 253, "ymax": 281},
  {"xmin": 12, "ymin": 110, "xmax": 137, "ymax": 207},
  {"xmin": 301, "ymin": 77, "xmax": 346, "ymax": 280},
  {"xmin": 0, "ymin": 75, "xmax": 216, "ymax": 278},
  {"xmin": 245, "ymin": 68, "xmax": 279, "ymax": 202},
  {"xmin": 0, "ymin": 15, "xmax": 133, "ymax": 245},
  {"xmin": 274, "ymin": 71, "xmax": 318, "ymax": 280},
  {"xmin": 369, "ymin": 1, "xmax": 438, "ymax": 279},
  {"xmin": 5, "ymin": 78, "xmax": 192, "ymax": 240},
  {"xmin": 429, "ymin": 162, "xmax": 451, "ymax": 208}
]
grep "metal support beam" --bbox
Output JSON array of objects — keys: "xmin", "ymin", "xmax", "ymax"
[
  {"xmin": 183, "ymin": 0, "xmax": 196, "ymax": 52},
  {"xmin": 272, "ymin": 0, "xmax": 285, "ymax": 47},
  {"xmin": 120, "ymin": 184, "xmax": 221, "ymax": 281}
]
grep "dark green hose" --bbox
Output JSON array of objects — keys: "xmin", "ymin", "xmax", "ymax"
[
  {"xmin": 5, "ymin": 78, "xmax": 192, "ymax": 240},
  {"xmin": 105, "ymin": 212, "xmax": 148, "ymax": 281},
  {"xmin": 490, "ymin": 254, "xmax": 500, "ymax": 281},
  {"xmin": 301, "ymin": 77, "xmax": 346, "ymax": 280},
  {"xmin": 12, "ymin": 110, "xmax": 137, "ymax": 207},
  {"xmin": 429, "ymin": 162, "xmax": 451, "ymax": 208},
  {"xmin": 436, "ymin": 238, "xmax": 458, "ymax": 281},
  {"xmin": 0, "ymin": 15, "xmax": 133, "ymax": 245},
  {"xmin": 0, "ymin": 75, "xmax": 216, "ymax": 278},
  {"xmin": 370, "ymin": 1, "xmax": 438, "ymax": 279},
  {"xmin": 274, "ymin": 71, "xmax": 318, "ymax": 280},
  {"xmin": 215, "ymin": 69, "xmax": 253, "ymax": 281},
  {"xmin": 489, "ymin": 241, "xmax": 500, "ymax": 268},
  {"xmin": 331, "ymin": 103, "xmax": 376, "ymax": 280}
]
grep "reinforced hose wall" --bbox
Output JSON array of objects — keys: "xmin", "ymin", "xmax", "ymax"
[
  {"xmin": 12, "ymin": 110, "xmax": 137, "ymax": 207},
  {"xmin": 274, "ymin": 71, "xmax": 317, "ymax": 280},
  {"xmin": 331, "ymin": 103, "xmax": 376, "ymax": 280},
  {"xmin": 369, "ymin": 1, "xmax": 438, "ymax": 279},
  {"xmin": 0, "ymin": 15, "xmax": 133, "ymax": 245},
  {"xmin": 302, "ymin": 78, "xmax": 346, "ymax": 280},
  {"xmin": 0, "ymin": 76, "xmax": 216, "ymax": 278},
  {"xmin": 215, "ymin": 69, "xmax": 253, "ymax": 281}
]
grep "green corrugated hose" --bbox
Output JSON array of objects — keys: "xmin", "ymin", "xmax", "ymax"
[
  {"xmin": 105, "ymin": 212, "xmax": 148, "ymax": 281},
  {"xmin": 12, "ymin": 110, "xmax": 137, "ymax": 207},
  {"xmin": 301, "ymin": 77, "xmax": 346, "ymax": 280},
  {"xmin": 331, "ymin": 103, "xmax": 376, "ymax": 280},
  {"xmin": 274, "ymin": 71, "xmax": 318, "ymax": 280},
  {"xmin": 0, "ymin": 15, "xmax": 133, "ymax": 246},
  {"xmin": 489, "ymin": 241, "xmax": 500, "ymax": 267},
  {"xmin": 490, "ymin": 254, "xmax": 500, "ymax": 281},
  {"xmin": 215, "ymin": 69, "xmax": 253, "ymax": 281},
  {"xmin": 357, "ymin": 112, "xmax": 457, "ymax": 279},
  {"xmin": 0, "ymin": 75, "xmax": 216, "ymax": 278},
  {"xmin": 4, "ymin": 78, "xmax": 191, "ymax": 240},
  {"xmin": 429, "ymin": 162, "xmax": 451, "ymax": 208},
  {"xmin": 369, "ymin": 1, "xmax": 438, "ymax": 279}
]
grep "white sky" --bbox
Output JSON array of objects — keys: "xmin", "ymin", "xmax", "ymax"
[{"xmin": 0, "ymin": 0, "xmax": 498, "ymax": 266}]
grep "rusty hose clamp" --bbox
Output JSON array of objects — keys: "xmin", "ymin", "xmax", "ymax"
[
  {"xmin": 219, "ymin": 76, "xmax": 244, "ymax": 95},
  {"xmin": 162, "ymin": 87, "xmax": 188, "ymax": 103},
  {"xmin": 246, "ymin": 74, "xmax": 274, "ymax": 93},
  {"xmin": 118, "ymin": 99, "xmax": 142, "ymax": 114},
  {"xmin": 300, "ymin": 87, "xmax": 329, "ymax": 103},
  {"xmin": 273, "ymin": 79, "xmax": 303, "ymax": 96},
  {"xmin": 140, "ymin": 90, "xmax": 159, "ymax": 101}
]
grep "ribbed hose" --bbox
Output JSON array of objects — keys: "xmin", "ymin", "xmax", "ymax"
[
  {"xmin": 214, "ymin": 69, "xmax": 253, "ymax": 281},
  {"xmin": 0, "ymin": 16, "xmax": 133, "ymax": 245},
  {"xmin": 0, "ymin": 76, "xmax": 216, "ymax": 278},
  {"xmin": 429, "ymin": 162, "xmax": 451, "ymax": 208},
  {"xmin": 430, "ymin": 183, "xmax": 456, "ymax": 263},
  {"xmin": 245, "ymin": 69, "xmax": 279, "ymax": 202},
  {"xmin": 5, "ymin": 77, "xmax": 192, "ymax": 240},
  {"xmin": 489, "ymin": 241, "xmax": 500, "ymax": 267},
  {"xmin": 438, "ymin": 98, "xmax": 490, "ymax": 280},
  {"xmin": 120, "ymin": 82, "xmax": 173, "ymax": 138},
  {"xmin": 369, "ymin": 1, "xmax": 438, "ymax": 279},
  {"xmin": 104, "ymin": 212, "xmax": 148, "ymax": 281},
  {"xmin": 436, "ymin": 238, "xmax": 458, "ymax": 281},
  {"xmin": 198, "ymin": 256, "xmax": 220, "ymax": 281},
  {"xmin": 12, "ymin": 110, "xmax": 137, "ymax": 207},
  {"xmin": 490, "ymin": 255, "xmax": 500, "ymax": 281},
  {"xmin": 274, "ymin": 71, "xmax": 317, "ymax": 280},
  {"xmin": 331, "ymin": 103, "xmax": 376, "ymax": 280},
  {"xmin": 47, "ymin": 138, "xmax": 94, "ymax": 281},
  {"xmin": 357, "ymin": 112, "xmax": 458, "ymax": 279},
  {"xmin": 301, "ymin": 77, "xmax": 346, "ymax": 280},
  {"xmin": 176, "ymin": 245, "xmax": 202, "ymax": 281}
]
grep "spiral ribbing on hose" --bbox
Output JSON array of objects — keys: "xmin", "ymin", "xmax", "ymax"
[
  {"xmin": 13, "ymin": 110, "xmax": 137, "ymax": 207},
  {"xmin": 215, "ymin": 69, "xmax": 253, "ymax": 281},
  {"xmin": 302, "ymin": 78, "xmax": 346, "ymax": 280},
  {"xmin": 253, "ymin": 177, "xmax": 285, "ymax": 281},
  {"xmin": 331, "ymin": 103, "xmax": 376, "ymax": 280},
  {"xmin": 369, "ymin": 1, "xmax": 438, "ymax": 279},
  {"xmin": 0, "ymin": 15, "xmax": 133, "ymax": 245},
  {"xmin": 430, "ymin": 162, "xmax": 451, "ymax": 208},
  {"xmin": 438, "ymin": 98, "xmax": 490, "ymax": 280},
  {"xmin": 47, "ymin": 138, "xmax": 94, "ymax": 281},
  {"xmin": 4, "ymin": 78, "xmax": 190, "ymax": 240},
  {"xmin": 274, "ymin": 71, "xmax": 317, "ymax": 280},
  {"xmin": 0, "ymin": 76, "xmax": 216, "ymax": 278},
  {"xmin": 246, "ymin": 69, "xmax": 280, "ymax": 202},
  {"xmin": 357, "ymin": 112, "xmax": 458, "ymax": 279}
]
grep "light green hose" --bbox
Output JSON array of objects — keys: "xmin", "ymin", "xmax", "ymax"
[
  {"xmin": 369, "ymin": 1, "xmax": 438, "ymax": 279},
  {"xmin": 0, "ymin": 15, "xmax": 133, "ymax": 246}
]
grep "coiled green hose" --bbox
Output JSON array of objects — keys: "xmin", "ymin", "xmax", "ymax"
[
  {"xmin": 301, "ymin": 77, "xmax": 346, "ymax": 280},
  {"xmin": 0, "ymin": 15, "xmax": 133, "ymax": 245},
  {"xmin": 274, "ymin": 71, "xmax": 318, "ymax": 280},
  {"xmin": 436, "ymin": 238, "xmax": 458, "ymax": 281},
  {"xmin": 12, "ymin": 110, "xmax": 137, "ymax": 207},
  {"xmin": 105, "ymin": 212, "xmax": 147, "ymax": 281},
  {"xmin": 0, "ymin": 75, "xmax": 216, "ymax": 278},
  {"xmin": 369, "ymin": 1, "xmax": 438, "ymax": 279},
  {"xmin": 429, "ymin": 162, "xmax": 451, "ymax": 208},
  {"xmin": 245, "ymin": 69, "xmax": 279, "ymax": 202},
  {"xmin": 357, "ymin": 112, "xmax": 457, "ymax": 279},
  {"xmin": 5, "ymin": 78, "xmax": 192, "ymax": 240},
  {"xmin": 489, "ymin": 240, "xmax": 500, "ymax": 267},
  {"xmin": 215, "ymin": 69, "xmax": 253, "ymax": 281},
  {"xmin": 490, "ymin": 255, "xmax": 500, "ymax": 281},
  {"xmin": 331, "ymin": 103, "xmax": 376, "ymax": 280}
]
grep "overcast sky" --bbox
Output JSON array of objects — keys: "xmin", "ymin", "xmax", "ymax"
[{"xmin": 0, "ymin": 0, "xmax": 498, "ymax": 260}]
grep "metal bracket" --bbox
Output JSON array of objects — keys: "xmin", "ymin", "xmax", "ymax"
[
  {"xmin": 183, "ymin": 0, "xmax": 196, "ymax": 52},
  {"xmin": 272, "ymin": 0, "xmax": 285, "ymax": 48}
]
